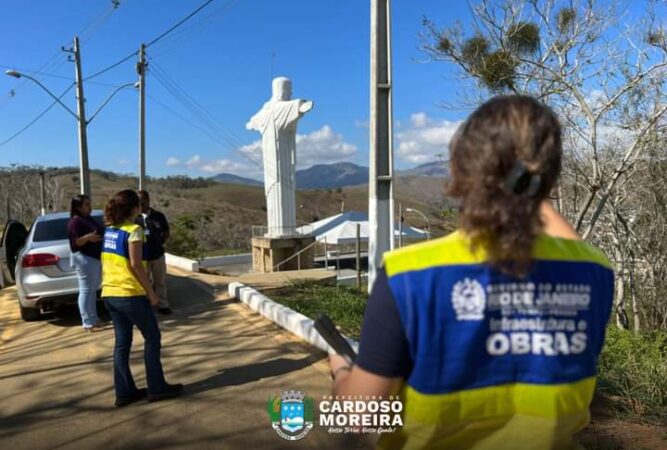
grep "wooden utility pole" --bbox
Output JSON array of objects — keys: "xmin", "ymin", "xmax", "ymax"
[
  {"xmin": 73, "ymin": 37, "xmax": 91, "ymax": 197},
  {"xmin": 137, "ymin": 43, "xmax": 147, "ymax": 190},
  {"xmin": 368, "ymin": 0, "xmax": 395, "ymax": 290}
]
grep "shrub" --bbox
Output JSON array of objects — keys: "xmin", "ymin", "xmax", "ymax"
[
  {"xmin": 271, "ymin": 279, "xmax": 367, "ymax": 339},
  {"xmin": 166, "ymin": 214, "xmax": 202, "ymax": 259},
  {"xmin": 597, "ymin": 327, "xmax": 667, "ymax": 417}
]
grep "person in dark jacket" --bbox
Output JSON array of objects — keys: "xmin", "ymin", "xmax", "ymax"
[
  {"xmin": 67, "ymin": 194, "xmax": 104, "ymax": 331},
  {"xmin": 136, "ymin": 190, "xmax": 172, "ymax": 314}
]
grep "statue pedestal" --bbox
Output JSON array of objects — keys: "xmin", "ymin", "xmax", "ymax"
[{"xmin": 251, "ymin": 235, "xmax": 316, "ymax": 273}]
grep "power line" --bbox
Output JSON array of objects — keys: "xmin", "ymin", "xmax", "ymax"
[
  {"xmin": 0, "ymin": 65, "xmax": 73, "ymax": 81},
  {"xmin": 1, "ymin": 0, "xmax": 225, "ymax": 150},
  {"xmin": 83, "ymin": 51, "xmax": 138, "ymax": 81},
  {"xmin": 1, "ymin": 1, "xmax": 120, "ymax": 106},
  {"xmin": 145, "ymin": 0, "xmax": 216, "ymax": 48},
  {"xmin": 148, "ymin": 0, "xmax": 239, "ymax": 57},
  {"xmin": 84, "ymin": 0, "xmax": 218, "ymax": 82},
  {"xmin": 0, "ymin": 83, "xmax": 76, "ymax": 146},
  {"xmin": 148, "ymin": 57, "xmax": 261, "ymax": 167}
]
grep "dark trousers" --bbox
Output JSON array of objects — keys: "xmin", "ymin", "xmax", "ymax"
[{"xmin": 104, "ymin": 296, "xmax": 168, "ymax": 398}]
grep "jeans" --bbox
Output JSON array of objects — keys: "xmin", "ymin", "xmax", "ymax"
[
  {"xmin": 72, "ymin": 252, "xmax": 100, "ymax": 328},
  {"xmin": 103, "ymin": 296, "xmax": 168, "ymax": 398}
]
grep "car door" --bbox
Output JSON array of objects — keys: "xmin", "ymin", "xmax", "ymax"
[{"xmin": 1, "ymin": 220, "xmax": 28, "ymax": 285}]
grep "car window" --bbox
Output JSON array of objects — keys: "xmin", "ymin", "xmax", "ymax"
[{"xmin": 33, "ymin": 215, "xmax": 103, "ymax": 242}]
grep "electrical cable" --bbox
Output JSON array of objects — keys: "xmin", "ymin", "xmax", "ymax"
[{"xmin": 0, "ymin": 83, "xmax": 76, "ymax": 146}]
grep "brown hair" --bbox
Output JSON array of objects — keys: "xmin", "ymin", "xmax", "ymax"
[
  {"xmin": 104, "ymin": 189, "xmax": 140, "ymax": 226},
  {"xmin": 70, "ymin": 194, "xmax": 90, "ymax": 218},
  {"xmin": 447, "ymin": 95, "xmax": 562, "ymax": 277}
]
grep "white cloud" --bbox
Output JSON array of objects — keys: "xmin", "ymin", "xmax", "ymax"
[
  {"xmin": 410, "ymin": 112, "xmax": 430, "ymax": 128},
  {"xmin": 185, "ymin": 155, "xmax": 201, "ymax": 168},
  {"xmin": 237, "ymin": 124, "xmax": 358, "ymax": 169},
  {"xmin": 354, "ymin": 119, "xmax": 369, "ymax": 128},
  {"xmin": 238, "ymin": 141, "xmax": 262, "ymax": 161},
  {"xmin": 165, "ymin": 157, "xmax": 181, "ymax": 167},
  {"xmin": 297, "ymin": 125, "xmax": 357, "ymax": 167},
  {"xmin": 177, "ymin": 124, "xmax": 358, "ymax": 177},
  {"xmin": 199, "ymin": 159, "xmax": 260, "ymax": 175},
  {"xmin": 179, "ymin": 153, "xmax": 261, "ymax": 178},
  {"xmin": 396, "ymin": 114, "xmax": 463, "ymax": 164}
]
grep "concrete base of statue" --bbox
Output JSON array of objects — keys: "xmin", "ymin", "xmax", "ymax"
[{"xmin": 251, "ymin": 235, "xmax": 316, "ymax": 273}]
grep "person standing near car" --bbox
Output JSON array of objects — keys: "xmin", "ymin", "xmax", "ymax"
[
  {"xmin": 68, "ymin": 194, "xmax": 104, "ymax": 331},
  {"xmin": 102, "ymin": 189, "xmax": 182, "ymax": 407},
  {"xmin": 136, "ymin": 190, "xmax": 172, "ymax": 315}
]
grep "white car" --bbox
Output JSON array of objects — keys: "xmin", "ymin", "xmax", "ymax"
[{"xmin": 0, "ymin": 211, "xmax": 104, "ymax": 321}]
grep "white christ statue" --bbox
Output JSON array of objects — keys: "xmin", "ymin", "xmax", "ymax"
[{"xmin": 246, "ymin": 77, "xmax": 313, "ymax": 237}]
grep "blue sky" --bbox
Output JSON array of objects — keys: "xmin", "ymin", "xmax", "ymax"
[
  {"xmin": 4, "ymin": 0, "xmax": 641, "ymax": 179},
  {"xmin": 0, "ymin": 0, "xmax": 476, "ymax": 178}
]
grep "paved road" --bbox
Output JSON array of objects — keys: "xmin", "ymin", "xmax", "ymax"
[{"xmin": 0, "ymin": 270, "xmax": 375, "ymax": 450}]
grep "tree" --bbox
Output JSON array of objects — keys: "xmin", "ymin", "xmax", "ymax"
[{"xmin": 422, "ymin": 0, "xmax": 667, "ymax": 329}]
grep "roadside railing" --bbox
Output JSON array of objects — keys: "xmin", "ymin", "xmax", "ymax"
[{"xmin": 272, "ymin": 237, "xmax": 324, "ymax": 272}]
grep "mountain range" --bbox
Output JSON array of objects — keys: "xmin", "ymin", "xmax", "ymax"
[{"xmin": 211, "ymin": 161, "xmax": 448, "ymax": 189}]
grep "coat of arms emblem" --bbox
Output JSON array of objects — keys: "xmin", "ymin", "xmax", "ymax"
[
  {"xmin": 267, "ymin": 390, "xmax": 314, "ymax": 440},
  {"xmin": 452, "ymin": 278, "xmax": 486, "ymax": 320}
]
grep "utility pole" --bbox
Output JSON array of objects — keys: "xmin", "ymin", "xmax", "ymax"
[
  {"xmin": 398, "ymin": 203, "xmax": 403, "ymax": 248},
  {"xmin": 72, "ymin": 37, "xmax": 91, "ymax": 197},
  {"xmin": 356, "ymin": 223, "xmax": 362, "ymax": 290},
  {"xmin": 368, "ymin": 0, "xmax": 395, "ymax": 289},
  {"xmin": 137, "ymin": 43, "xmax": 147, "ymax": 190},
  {"xmin": 39, "ymin": 171, "xmax": 46, "ymax": 216}
]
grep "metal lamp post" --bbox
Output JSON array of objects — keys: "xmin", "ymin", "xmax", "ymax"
[
  {"xmin": 5, "ymin": 70, "xmax": 137, "ymax": 196},
  {"xmin": 405, "ymin": 207, "xmax": 431, "ymax": 240}
]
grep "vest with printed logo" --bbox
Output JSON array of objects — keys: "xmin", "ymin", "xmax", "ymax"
[{"xmin": 378, "ymin": 230, "xmax": 614, "ymax": 450}]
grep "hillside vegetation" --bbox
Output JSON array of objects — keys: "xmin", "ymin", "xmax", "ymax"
[{"xmin": 0, "ymin": 166, "xmax": 451, "ymax": 258}]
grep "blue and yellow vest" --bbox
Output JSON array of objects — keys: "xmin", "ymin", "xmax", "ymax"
[
  {"xmin": 380, "ymin": 231, "xmax": 614, "ymax": 450},
  {"xmin": 101, "ymin": 222, "xmax": 147, "ymax": 298}
]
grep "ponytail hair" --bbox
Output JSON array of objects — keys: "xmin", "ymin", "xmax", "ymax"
[
  {"xmin": 447, "ymin": 95, "xmax": 562, "ymax": 277},
  {"xmin": 104, "ymin": 189, "xmax": 140, "ymax": 226}
]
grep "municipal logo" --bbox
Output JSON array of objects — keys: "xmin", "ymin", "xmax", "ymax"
[
  {"xmin": 452, "ymin": 278, "xmax": 486, "ymax": 320},
  {"xmin": 267, "ymin": 390, "xmax": 314, "ymax": 440}
]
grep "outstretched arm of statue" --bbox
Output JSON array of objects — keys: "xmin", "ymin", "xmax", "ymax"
[
  {"xmin": 246, "ymin": 108, "xmax": 265, "ymax": 131},
  {"xmin": 299, "ymin": 100, "xmax": 314, "ymax": 114}
]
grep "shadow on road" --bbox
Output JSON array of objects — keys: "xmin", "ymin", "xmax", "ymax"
[
  {"xmin": 0, "ymin": 269, "xmax": 349, "ymax": 449},
  {"xmin": 42, "ymin": 272, "xmax": 219, "ymax": 327},
  {"xmin": 187, "ymin": 352, "xmax": 326, "ymax": 394}
]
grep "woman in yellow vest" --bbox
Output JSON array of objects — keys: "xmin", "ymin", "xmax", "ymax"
[
  {"xmin": 329, "ymin": 95, "xmax": 614, "ymax": 449},
  {"xmin": 102, "ymin": 189, "xmax": 182, "ymax": 407}
]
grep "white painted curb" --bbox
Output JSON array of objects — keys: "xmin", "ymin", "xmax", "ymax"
[
  {"xmin": 228, "ymin": 281, "xmax": 359, "ymax": 355},
  {"xmin": 165, "ymin": 253, "xmax": 200, "ymax": 272}
]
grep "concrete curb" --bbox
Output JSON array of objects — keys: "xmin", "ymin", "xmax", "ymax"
[
  {"xmin": 228, "ymin": 281, "xmax": 359, "ymax": 355},
  {"xmin": 165, "ymin": 253, "xmax": 200, "ymax": 272}
]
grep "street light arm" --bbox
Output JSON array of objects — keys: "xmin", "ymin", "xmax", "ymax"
[
  {"xmin": 87, "ymin": 82, "xmax": 138, "ymax": 125},
  {"xmin": 406, "ymin": 207, "xmax": 431, "ymax": 239},
  {"xmin": 6, "ymin": 71, "xmax": 79, "ymax": 120}
]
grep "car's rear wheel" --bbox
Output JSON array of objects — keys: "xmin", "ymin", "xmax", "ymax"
[{"xmin": 19, "ymin": 304, "xmax": 42, "ymax": 321}]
